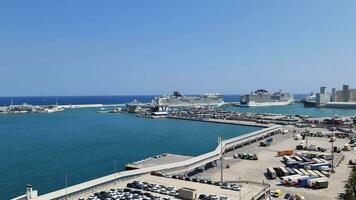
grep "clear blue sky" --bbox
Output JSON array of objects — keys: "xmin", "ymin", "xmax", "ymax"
[{"xmin": 1, "ymin": 1, "xmax": 356, "ymax": 96}]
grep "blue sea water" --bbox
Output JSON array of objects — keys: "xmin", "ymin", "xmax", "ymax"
[
  {"xmin": 0, "ymin": 108, "xmax": 260, "ymax": 199},
  {"xmin": 2, "ymin": 95, "xmax": 356, "ymax": 199}
]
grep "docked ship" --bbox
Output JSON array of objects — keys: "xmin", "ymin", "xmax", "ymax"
[
  {"xmin": 240, "ymin": 89, "xmax": 294, "ymax": 107},
  {"xmin": 153, "ymin": 91, "xmax": 225, "ymax": 108},
  {"xmin": 125, "ymin": 100, "xmax": 153, "ymax": 113},
  {"xmin": 301, "ymin": 93, "xmax": 316, "ymax": 107}
]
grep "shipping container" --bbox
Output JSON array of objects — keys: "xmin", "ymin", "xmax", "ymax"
[
  {"xmin": 321, "ymin": 171, "xmax": 330, "ymax": 177},
  {"xmin": 299, "ymin": 169, "xmax": 311, "ymax": 176},
  {"xmin": 286, "ymin": 158, "xmax": 299, "ymax": 165},
  {"xmin": 319, "ymin": 165, "xmax": 331, "ymax": 171},
  {"xmin": 306, "ymin": 169, "xmax": 318, "ymax": 177},
  {"xmin": 290, "ymin": 175, "xmax": 309, "ymax": 186},
  {"xmin": 313, "ymin": 170, "xmax": 326, "ymax": 178},
  {"xmin": 301, "ymin": 157, "xmax": 312, "ymax": 162},
  {"xmin": 283, "ymin": 155, "xmax": 292, "ymax": 162},
  {"xmin": 294, "ymin": 156, "xmax": 303, "ymax": 162},
  {"xmin": 267, "ymin": 167, "xmax": 277, "ymax": 179},
  {"xmin": 312, "ymin": 158, "xmax": 322, "ymax": 163},
  {"xmin": 280, "ymin": 166, "xmax": 289, "ymax": 176},
  {"xmin": 310, "ymin": 163, "xmax": 331, "ymax": 170},
  {"xmin": 298, "ymin": 161, "xmax": 313, "ymax": 168},
  {"xmin": 281, "ymin": 175, "xmax": 305, "ymax": 185},
  {"xmin": 293, "ymin": 168, "xmax": 304, "ymax": 175},
  {"xmin": 278, "ymin": 150, "xmax": 294, "ymax": 156},
  {"xmin": 308, "ymin": 177, "xmax": 328, "ymax": 188},
  {"xmin": 298, "ymin": 176, "xmax": 317, "ymax": 187},
  {"xmin": 274, "ymin": 167, "xmax": 284, "ymax": 177},
  {"xmin": 286, "ymin": 167, "xmax": 296, "ymax": 175},
  {"xmin": 286, "ymin": 162, "xmax": 299, "ymax": 168}
]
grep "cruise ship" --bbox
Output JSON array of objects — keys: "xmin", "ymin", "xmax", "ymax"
[
  {"xmin": 153, "ymin": 91, "xmax": 225, "ymax": 108},
  {"xmin": 240, "ymin": 89, "xmax": 294, "ymax": 107},
  {"xmin": 301, "ymin": 93, "xmax": 316, "ymax": 107}
]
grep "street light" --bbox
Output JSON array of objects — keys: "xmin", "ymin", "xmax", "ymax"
[
  {"xmin": 238, "ymin": 176, "xmax": 242, "ymax": 200},
  {"xmin": 329, "ymin": 133, "xmax": 336, "ymax": 173},
  {"xmin": 65, "ymin": 172, "xmax": 68, "ymax": 200},
  {"xmin": 114, "ymin": 160, "xmax": 117, "ymax": 186},
  {"xmin": 218, "ymin": 136, "xmax": 224, "ymax": 183}
]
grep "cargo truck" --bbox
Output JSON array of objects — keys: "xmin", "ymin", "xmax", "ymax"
[
  {"xmin": 316, "ymin": 179, "xmax": 329, "ymax": 189},
  {"xmin": 299, "ymin": 176, "xmax": 318, "ymax": 187},
  {"xmin": 260, "ymin": 138, "xmax": 273, "ymax": 146},
  {"xmin": 308, "ymin": 177, "xmax": 328, "ymax": 188}
]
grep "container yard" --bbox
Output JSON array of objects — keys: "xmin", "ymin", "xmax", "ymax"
[{"xmin": 194, "ymin": 125, "xmax": 356, "ymax": 200}]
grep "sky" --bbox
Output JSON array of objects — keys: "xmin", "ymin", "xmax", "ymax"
[{"xmin": 1, "ymin": 0, "xmax": 356, "ymax": 96}]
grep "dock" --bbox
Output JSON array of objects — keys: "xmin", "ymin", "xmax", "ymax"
[
  {"xmin": 125, "ymin": 153, "xmax": 192, "ymax": 170},
  {"xmin": 168, "ymin": 116, "xmax": 273, "ymax": 128}
]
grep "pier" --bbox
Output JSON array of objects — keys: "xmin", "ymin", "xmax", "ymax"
[{"xmin": 168, "ymin": 116, "xmax": 273, "ymax": 128}]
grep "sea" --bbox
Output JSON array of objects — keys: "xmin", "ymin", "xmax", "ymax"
[{"xmin": 1, "ymin": 94, "xmax": 356, "ymax": 199}]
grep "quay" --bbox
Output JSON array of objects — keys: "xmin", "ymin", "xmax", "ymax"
[
  {"xmin": 60, "ymin": 104, "xmax": 124, "ymax": 109},
  {"xmin": 168, "ymin": 116, "xmax": 273, "ymax": 128},
  {"xmin": 125, "ymin": 153, "xmax": 192, "ymax": 170},
  {"xmin": 12, "ymin": 125, "xmax": 283, "ymax": 200}
]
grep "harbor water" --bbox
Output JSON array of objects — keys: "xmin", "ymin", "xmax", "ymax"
[
  {"xmin": 2, "ymin": 95, "xmax": 356, "ymax": 199},
  {"xmin": 0, "ymin": 107, "xmax": 259, "ymax": 199}
]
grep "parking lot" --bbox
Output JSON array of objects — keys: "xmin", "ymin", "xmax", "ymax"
[
  {"xmin": 196, "ymin": 126, "xmax": 356, "ymax": 200},
  {"xmin": 78, "ymin": 173, "xmax": 268, "ymax": 200}
]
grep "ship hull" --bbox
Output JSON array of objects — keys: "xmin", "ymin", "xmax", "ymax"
[{"xmin": 240, "ymin": 100, "xmax": 293, "ymax": 107}]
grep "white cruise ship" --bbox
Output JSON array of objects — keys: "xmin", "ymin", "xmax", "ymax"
[
  {"xmin": 240, "ymin": 89, "xmax": 294, "ymax": 107},
  {"xmin": 153, "ymin": 91, "xmax": 225, "ymax": 108}
]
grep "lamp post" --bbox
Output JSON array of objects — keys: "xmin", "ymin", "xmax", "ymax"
[
  {"xmin": 114, "ymin": 160, "xmax": 117, "ymax": 186},
  {"xmin": 65, "ymin": 172, "xmax": 68, "ymax": 200},
  {"xmin": 239, "ymin": 176, "xmax": 241, "ymax": 200},
  {"xmin": 329, "ymin": 133, "xmax": 336, "ymax": 173},
  {"xmin": 218, "ymin": 136, "xmax": 224, "ymax": 183}
]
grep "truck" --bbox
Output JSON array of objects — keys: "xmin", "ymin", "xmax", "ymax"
[
  {"xmin": 308, "ymin": 177, "xmax": 328, "ymax": 188},
  {"xmin": 280, "ymin": 175, "xmax": 304, "ymax": 185},
  {"xmin": 290, "ymin": 175, "xmax": 309, "ymax": 186},
  {"xmin": 260, "ymin": 138, "xmax": 273, "ymax": 146},
  {"xmin": 316, "ymin": 179, "xmax": 329, "ymax": 189},
  {"xmin": 298, "ymin": 176, "xmax": 318, "ymax": 187}
]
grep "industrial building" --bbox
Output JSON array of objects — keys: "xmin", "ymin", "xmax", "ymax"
[{"xmin": 316, "ymin": 85, "xmax": 356, "ymax": 108}]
